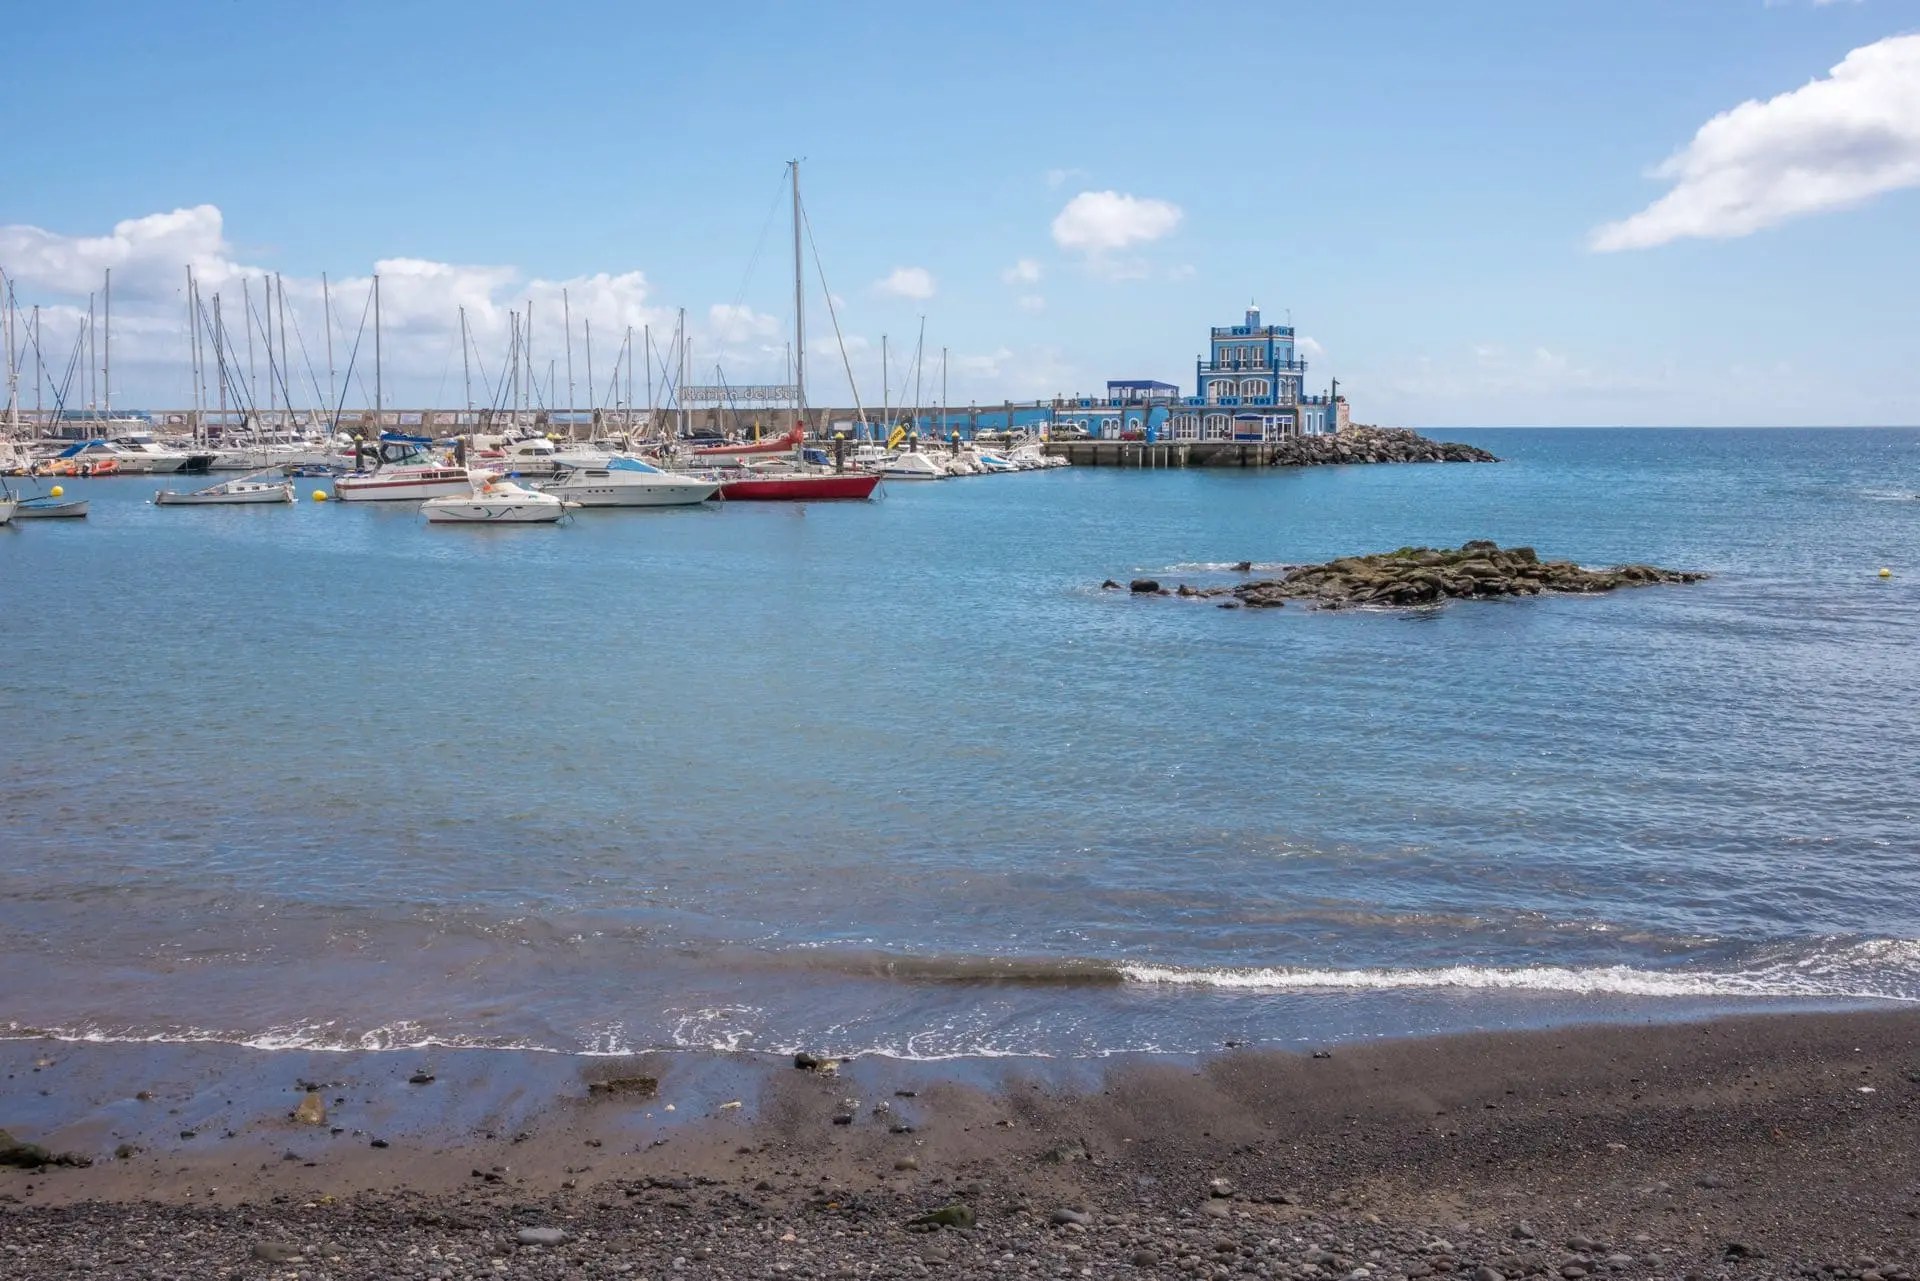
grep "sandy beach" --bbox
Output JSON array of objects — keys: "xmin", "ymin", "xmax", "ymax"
[{"xmin": 4, "ymin": 1009, "xmax": 1916, "ymax": 1278}]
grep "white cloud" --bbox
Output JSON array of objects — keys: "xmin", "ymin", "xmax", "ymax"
[
  {"xmin": 1017, "ymin": 295, "xmax": 1046, "ymax": 312},
  {"xmin": 707, "ymin": 302, "xmax": 781, "ymax": 341},
  {"xmin": 872, "ymin": 266, "xmax": 936, "ymax": 300},
  {"xmin": 1050, "ymin": 191, "xmax": 1184, "ymax": 254},
  {"xmin": 1592, "ymin": 33, "xmax": 1920, "ymax": 251},
  {"xmin": 1002, "ymin": 258, "xmax": 1042, "ymax": 284},
  {"xmin": 0, "ymin": 204, "xmax": 673, "ymax": 409},
  {"xmin": 1299, "ymin": 335, "xmax": 1326, "ymax": 359}
]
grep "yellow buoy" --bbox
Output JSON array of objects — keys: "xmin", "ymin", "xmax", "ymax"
[
  {"xmin": 1880, "ymin": 567, "xmax": 1893, "ymax": 578},
  {"xmin": 312, "ymin": 490, "xmax": 329, "ymax": 502},
  {"xmin": 49, "ymin": 485, "xmax": 63, "ymax": 498}
]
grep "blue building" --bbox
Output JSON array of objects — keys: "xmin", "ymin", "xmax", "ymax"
[{"xmin": 1052, "ymin": 306, "xmax": 1347, "ymax": 441}]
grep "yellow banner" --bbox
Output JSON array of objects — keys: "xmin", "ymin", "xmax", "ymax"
[{"xmin": 886, "ymin": 426, "xmax": 906, "ymax": 449}]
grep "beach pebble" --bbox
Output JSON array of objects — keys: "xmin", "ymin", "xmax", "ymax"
[
  {"xmin": 1132, "ymin": 1250, "xmax": 1161, "ymax": 1267},
  {"xmin": 408, "ymin": 1071, "xmax": 436, "ymax": 1085},
  {"xmin": 895, "ymin": 1156, "xmax": 919, "ymax": 1171},
  {"xmin": 1207, "ymin": 1177, "xmax": 1236, "ymax": 1198},
  {"xmin": 251, "ymin": 1242, "xmax": 303, "ymax": 1263},
  {"xmin": 1051, "ymin": 1208, "xmax": 1091, "ymax": 1226},
  {"xmin": 1567, "ymin": 1237, "xmax": 1602, "ymax": 1253},
  {"xmin": 515, "ymin": 1227, "xmax": 568, "ymax": 1246},
  {"xmin": 1201, "ymin": 1201, "xmax": 1231, "ymax": 1219},
  {"xmin": 1472, "ymin": 1268, "xmax": 1504, "ymax": 1281},
  {"xmin": 1510, "ymin": 1223, "xmax": 1538, "ymax": 1240}
]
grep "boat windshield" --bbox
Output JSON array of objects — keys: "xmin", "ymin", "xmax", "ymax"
[{"xmin": 608, "ymin": 457, "xmax": 662, "ymax": 475}]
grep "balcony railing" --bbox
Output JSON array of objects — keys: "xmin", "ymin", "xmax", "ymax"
[
  {"xmin": 1210, "ymin": 325, "xmax": 1295, "ymax": 338},
  {"xmin": 1199, "ymin": 359, "xmax": 1307, "ymax": 374}
]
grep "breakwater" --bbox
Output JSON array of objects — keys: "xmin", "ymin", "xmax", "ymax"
[{"xmin": 1044, "ymin": 425, "xmax": 1498, "ymax": 467}]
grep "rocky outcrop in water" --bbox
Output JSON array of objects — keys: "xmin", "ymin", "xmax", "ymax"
[
  {"xmin": 1108, "ymin": 541, "xmax": 1706, "ymax": 609},
  {"xmin": 1269, "ymin": 426, "xmax": 1497, "ymax": 466}
]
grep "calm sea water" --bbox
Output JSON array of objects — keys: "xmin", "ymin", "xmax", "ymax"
[{"xmin": 3, "ymin": 428, "xmax": 1918, "ymax": 1060}]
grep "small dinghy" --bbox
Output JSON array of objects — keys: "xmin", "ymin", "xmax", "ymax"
[
  {"xmin": 154, "ymin": 473, "xmax": 295, "ymax": 506},
  {"xmin": 421, "ymin": 475, "xmax": 570, "ymax": 523},
  {"xmin": 14, "ymin": 494, "xmax": 90, "ymax": 518}
]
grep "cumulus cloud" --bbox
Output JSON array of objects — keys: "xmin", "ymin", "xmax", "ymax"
[
  {"xmin": 1299, "ymin": 336, "xmax": 1326, "ymax": 359},
  {"xmin": 708, "ymin": 302, "xmax": 781, "ymax": 341},
  {"xmin": 1002, "ymin": 258, "xmax": 1042, "ymax": 284},
  {"xmin": 1051, "ymin": 191, "xmax": 1184, "ymax": 254},
  {"xmin": 0, "ymin": 204, "xmax": 677, "ymax": 409},
  {"xmin": 872, "ymin": 266, "xmax": 936, "ymax": 300},
  {"xmin": 1592, "ymin": 33, "xmax": 1920, "ymax": 251}
]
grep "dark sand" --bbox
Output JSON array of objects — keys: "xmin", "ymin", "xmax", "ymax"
[{"xmin": 3, "ymin": 1010, "xmax": 1917, "ymax": 1278}]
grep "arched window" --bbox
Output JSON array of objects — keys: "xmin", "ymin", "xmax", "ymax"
[
  {"xmin": 1241, "ymin": 379, "xmax": 1268, "ymax": 398},
  {"xmin": 1204, "ymin": 413, "xmax": 1230, "ymax": 441}
]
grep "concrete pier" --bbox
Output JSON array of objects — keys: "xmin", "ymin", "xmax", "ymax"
[{"xmin": 1043, "ymin": 440, "xmax": 1286, "ymax": 467}]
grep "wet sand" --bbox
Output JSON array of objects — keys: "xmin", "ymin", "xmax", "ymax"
[{"xmin": 3, "ymin": 1009, "xmax": 1918, "ymax": 1278}]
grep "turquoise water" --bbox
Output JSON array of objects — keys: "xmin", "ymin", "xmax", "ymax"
[{"xmin": 2, "ymin": 428, "xmax": 1918, "ymax": 1058}]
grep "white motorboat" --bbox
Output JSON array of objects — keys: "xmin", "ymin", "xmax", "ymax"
[
  {"xmin": 873, "ymin": 451, "xmax": 946, "ymax": 481},
  {"xmin": 154, "ymin": 473, "xmax": 295, "ymax": 505},
  {"xmin": 109, "ymin": 430, "xmax": 202, "ymax": 474},
  {"xmin": 422, "ymin": 475, "xmax": 569, "ymax": 523},
  {"xmin": 0, "ymin": 495, "xmax": 15, "ymax": 525},
  {"xmin": 333, "ymin": 433, "xmax": 472, "ymax": 502},
  {"xmin": 537, "ymin": 457, "xmax": 719, "ymax": 507}
]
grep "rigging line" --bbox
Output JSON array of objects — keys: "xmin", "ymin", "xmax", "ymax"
[
  {"xmin": 322, "ymin": 283, "xmax": 375, "ymax": 436},
  {"xmin": 712, "ymin": 167, "xmax": 794, "ymax": 352},
  {"xmin": 244, "ymin": 278, "xmax": 300, "ymax": 418},
  {"xmin": 800, "ymin": 200, "xmax": 871, "ymax": 432},
  {"xmin": 432, "ymin": 330, "xmax": 457, "ymax": 409},
  {"xmin": 280, "ymin": 291, "xmax": 329, "ymax": 414},
  {"xmin": 328, "ymin": 280, "xmax": 379, "ymax": 413},
  {"xmin": 601, "ymin": 330, "xmax": 629, "ymax": 409}
]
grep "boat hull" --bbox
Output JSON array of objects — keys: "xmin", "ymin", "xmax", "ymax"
[
  {"xmin": 540, "ymin": 480, "xmax": 719, "ymax": 507},
  {"xmin": 333, "ymin": 472, "xmax": 471, "ymax": 502},
  {"xmin": 718, "ymin": 473, "xmax": 881, "ymax": 501},
  {"xmin": 13, "ymin": 498, "xmax": 89, "ymax": 518},
  {"xmin": 423, "ymin": 501, "xmax": 566, "ymax": 523},
  {"xmin": 154, "ymin": 485, "xmax": 294, "ymax": 505},
  {"xmin": 0, "ymin": 499, "xmax": 14, "ymax": 525}
]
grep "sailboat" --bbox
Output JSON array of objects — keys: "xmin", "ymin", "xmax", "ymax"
[
  {"xmin": 708, "ymin": 161, "xmax": 879, "ymax": 502},
  {"xmin": 331, "ymin": 276, "xmax": 471, "ymax": 501}
]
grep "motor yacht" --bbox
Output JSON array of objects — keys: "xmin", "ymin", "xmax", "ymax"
[
  {"xmin": 332, "ymin": 433, "xmax": 472, "ymax": 502},
  {"xmin": 537, "ymin": 457, "xmax": 719, "ymax": 507}
]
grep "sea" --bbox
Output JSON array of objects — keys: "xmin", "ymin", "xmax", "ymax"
[{"xmin": 2, "ymin": 428, "xmax": 1917, "ymax": 1064}]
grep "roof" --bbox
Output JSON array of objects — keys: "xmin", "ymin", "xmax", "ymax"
[{"xmin": 1106, "ymin": 379, "xmax": 1181, "ymax": 390}]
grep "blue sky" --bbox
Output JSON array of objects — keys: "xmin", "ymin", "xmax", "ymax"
[{"xmin": 2, "ymin": 0, "xmax": 1916, "ymax": 425}]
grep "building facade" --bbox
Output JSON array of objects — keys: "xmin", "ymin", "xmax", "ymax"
[{"xmin": 1052, "ymin": 306, "xmax": 1345, "ymax": 442}]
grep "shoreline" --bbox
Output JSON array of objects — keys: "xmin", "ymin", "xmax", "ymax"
[{"xmin": 5, "ymin": 1009, "xmax": 1917, "ymax": 1278}]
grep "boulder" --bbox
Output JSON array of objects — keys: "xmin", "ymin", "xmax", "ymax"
[{"xmin": 1129, "ymin": 579, "xmax": 1160, "ymax": 594}]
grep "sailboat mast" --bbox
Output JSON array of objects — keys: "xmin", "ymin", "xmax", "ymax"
[
  {"xmin": 525, "ymin": 301, "xmax": 534, "ymax": 416},
  {"xmin": 185, "ymin": 267, "xmax": 197, "ymax": 435},
  {"xmin": 676, "ymin": 308, "xmax": 687, "ymax": 437},
  {"xmin": 214, "ymin": 293, "xmax": 227, "ymax": 422},
  {"xmin": 460, "ymin": 306, "xmax": 472, "ymax": 411},
  {"xmin": 585, "ymin": 318, "xmax": 594, "ymax": 428},
  {"xmin": 265, "ymin": 274, "xmax": 277, "ymax": 418},
  {"xmin": 790, "ymin": 158, "xmax": 806, "ymax": 433},
  {"xmin": 373, "ymin": 273, "xmax": 383, "ymax": 422},
  {"xmin": 34, "ymin": 303, "xmax": 43, "ymax": 420},
  {"xmin": 243, "ymin": 276, "xmax": 257, "ymax": 420},
  {"xmin": 644, "ymin": 323, "xmax": 653, "ymax": 432},
  {"xmin": 277, "ymin": 273, "xmax": 290, "ymax": 423},
  {"xmin": 4, "ymin": 271, "xmax": 17, "ymax": 434},
  {"xmin": 322, "ymin": 272, "xmax": 335, "ymax": 414},
  {"xmin": 87, "ymin": 293, "xmax": 95, "ymax": 413},
  {"xmin": 102, "ymin": 267, "xmax": 111, "ymax": 415},
  {"xmin": 882, "ymin": 334, "xmax": 889, "ymax": 437},
  {"xmin": 564, "ymin": 288, "xmax": 575, "ymax": 417}
]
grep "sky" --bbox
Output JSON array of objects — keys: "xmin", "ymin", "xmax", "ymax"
[{"xmin": 1, "ymin": 0, "xmax": 1917, "ymax": 427}]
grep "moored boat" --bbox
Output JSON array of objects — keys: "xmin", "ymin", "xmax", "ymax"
[
  {"xmin": 155, "ymin": 473, "xmax": 295, "ymax": 505},
  {"xmin": 690, "ymin": 425, "xmax": 806, "ymax": 463},
  {"xmin": 332, "ymin": 433, "xmax": 471, "ymax": 502},
  {"xmin": 537, "ymin": 457, "xmax": 720, "ymax": 507},
  {"xmin": 422, "ymin": 475, "xmax": 569, "ymax": 523},
  {"xmin": 717, "ymin": 467, "xmax": 881, "ymax": 501},
  {"xmin": 13, "ymin": 494, "xmax": 89, "ymax": 518}
]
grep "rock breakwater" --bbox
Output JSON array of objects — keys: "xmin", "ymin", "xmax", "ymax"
[
  {"xmin": 1111, "ymin": 541, "xmax": 1706, "ymax": 609},
  {"xmin": 1269, "ymin": 425, "xmax": 1498, "ymax": 466}
]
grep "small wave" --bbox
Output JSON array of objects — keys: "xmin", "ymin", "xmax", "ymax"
[
  {"xmin": 1160, "ymin": 561, "xmax": 1289, "ymax": 573},
  {"xmin": 0, "ymin": 1020, "xmax": 557, "ymax": 1055},
  {"xmin": 1122, "ymin": 940, "xmax": 1920, "ymax": 1001}
]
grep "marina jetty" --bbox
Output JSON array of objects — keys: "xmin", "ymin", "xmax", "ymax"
[
  {"xmin": 1116, "ymin": 540, "xmax": 1706, "ymax": 608},
  {"xmin": 1046, "ymin": 424, "xmax": 1497, "ymax": 469}
]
